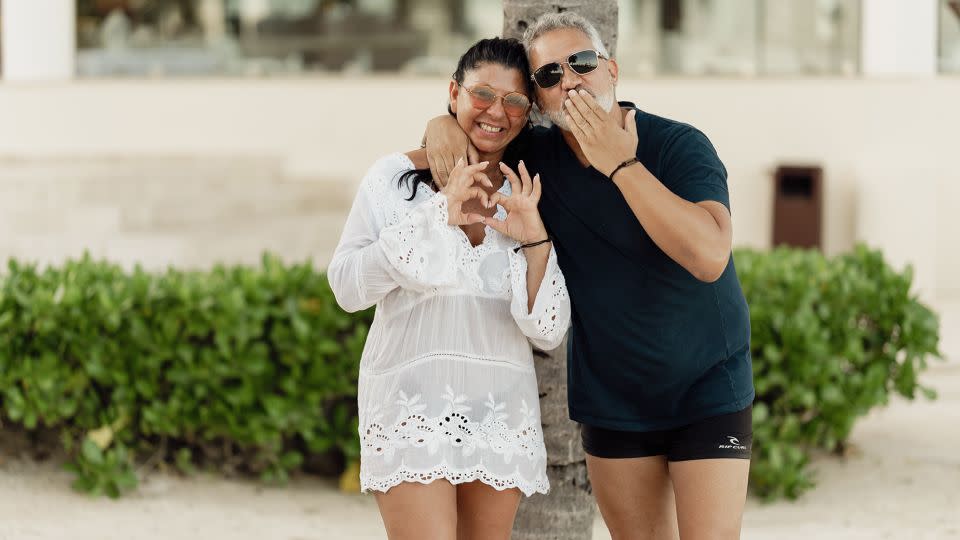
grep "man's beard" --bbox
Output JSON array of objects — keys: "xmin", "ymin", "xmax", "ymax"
[{"xmin": 542, "ymin": 88, "xmax": 616, "ymax": 130}]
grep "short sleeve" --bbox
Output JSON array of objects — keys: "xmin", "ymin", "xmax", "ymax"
[{"xmin": 658, "ymin": 127, "xmax": 730, "ymax": 210}]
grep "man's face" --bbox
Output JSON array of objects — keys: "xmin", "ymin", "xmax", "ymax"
[{"xmin": 527, "ymin": 28, "xmax": 619, "ymax": 130}]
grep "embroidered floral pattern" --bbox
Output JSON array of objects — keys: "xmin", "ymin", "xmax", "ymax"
[{"xmin": 360, "ymin": 386, "xmax": 546, "ymax": 465}]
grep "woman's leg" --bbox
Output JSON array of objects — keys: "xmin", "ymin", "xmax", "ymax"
[
  {"xmin": 455, "ymin": 481, "xmax": 522, "ymax": 540},
  {"xmin": 586, "ymin": 454, "xmax": 680, "ymax": 540},
  {"xmin": 669, "ymin": 458, "xmax": 749, "ymax": 540},
  {"xmin": 374, "ymin": 480, "xmax": 458, "ymax": 540}
]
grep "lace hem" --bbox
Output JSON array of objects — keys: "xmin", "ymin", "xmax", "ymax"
[{"xmin": 361, "ymin": 464, "xmax": 550, "ymax": 497}]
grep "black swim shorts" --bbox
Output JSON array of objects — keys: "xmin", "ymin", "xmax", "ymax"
[{"xmin": 580, "ymin": 406, "xmax": 753, "ymax": 461}]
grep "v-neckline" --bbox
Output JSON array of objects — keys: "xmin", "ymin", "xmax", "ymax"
[{"xmin": 454, "ymin": 179, "xmax": 511, "ymax": 249}]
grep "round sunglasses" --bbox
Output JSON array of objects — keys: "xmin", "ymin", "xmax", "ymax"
[
  {"xmin": 458, "ymin": 83, "xmax": 531, "ymax": 117},
  {"xmin": 531, "ymin": 49, "xmax": 607, "ymax": 89}
]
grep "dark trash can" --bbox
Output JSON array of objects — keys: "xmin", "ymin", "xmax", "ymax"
[{"xmin": 772, "ymin": 165, "xmax": 822, "ymax": 250}]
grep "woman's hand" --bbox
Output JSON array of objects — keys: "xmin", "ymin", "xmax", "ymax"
[
  {"xmin": 563, "ymin": 89, "xmax": 639, "ymax": 177},
  {"xmin": 484, "ymin": 161, "xmax": 548, "ymax": 243},
  {"xmin": 424, "ymin": 115, "xmax": 478, "ymax": 188},
  {"xmin": 441, "ymin": 158, "xmax": 494, "ymax": 226}
]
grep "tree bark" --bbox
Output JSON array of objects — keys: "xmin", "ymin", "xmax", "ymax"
[
  {"xmin": 502, "ymin": 5, "xmax": 618, "ymax": 536},
  {"xmin": 513, "ymin": 338, "xmax": 598, "ymax": 539},
  {"xmin": 502, "ymin": 0, "xmax": 619, "ymax": 57}
]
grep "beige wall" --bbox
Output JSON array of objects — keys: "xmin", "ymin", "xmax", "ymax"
[{"xmin": 1, "ymin": 76, "xmax": 957, "ymax": 299}]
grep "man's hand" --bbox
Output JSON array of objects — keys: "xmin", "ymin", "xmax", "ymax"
[
  {"xmin": 424, "ymin": 115, "xmax": 478, "ymax": 188},
  {"xmin": 484, "ymin": 161, "xmax": 548, "ymax": 244},
  {"xmin": 563, "ymin": 89, "xmax": 639, "ymax": 177},
  {"xmin": 441, "ymin": 158, "xmax": 494, "ymax": 226}
]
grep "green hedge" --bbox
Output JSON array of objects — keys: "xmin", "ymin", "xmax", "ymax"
[
  {"xmin": 738, "ymin": 245, "xmax": 941, "ymax": 499},
  {"xmin": 0, "ymin": 246, "xmax": 941, "ymax": 499},
  {"xmin": 0, "ymin": 254, "xmax": 371, "ymax": 497}
]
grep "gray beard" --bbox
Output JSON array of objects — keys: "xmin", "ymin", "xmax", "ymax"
[{"xmin": 542, "ymin": 89, "xmax": 616, "ymax": 130}]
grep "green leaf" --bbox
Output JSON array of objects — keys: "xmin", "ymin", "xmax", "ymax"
[{"xmin": 81, "ymin": 439, "xmax": 104, "ymax": 466}]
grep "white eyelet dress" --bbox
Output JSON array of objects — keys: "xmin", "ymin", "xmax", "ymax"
[{"xmin": 328, "ymin": 153, "xmax": 570, "ymax": 496}]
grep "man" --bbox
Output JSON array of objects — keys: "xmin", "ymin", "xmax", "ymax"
[{"xmin": 424, "ymin": 12, "xmax": 753, "ymax": 540}]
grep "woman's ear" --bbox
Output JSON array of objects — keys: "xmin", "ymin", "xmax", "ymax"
[{"xmin": 449, "ymin": 80, "xmax": 459, "ymax": 113}]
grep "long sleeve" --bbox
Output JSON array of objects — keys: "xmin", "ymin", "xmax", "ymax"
[
  {"xmin": 328, "ymin": 155, "xmax": 462, "ymax": 313},
  {"xmin": 377, "ymin": 191, "xmax": 461, "ymax": 290},
  {"xmin": 507, "ymin": 246, "xmax": 571, "ymax": 351}
]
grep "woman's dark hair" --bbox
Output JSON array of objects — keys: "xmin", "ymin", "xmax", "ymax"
[{"xmin": 397, "ymin": 37, "xmax": 533, "ymax": 200}]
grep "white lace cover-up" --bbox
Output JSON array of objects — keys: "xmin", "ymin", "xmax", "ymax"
[{"xmin": 328, "ymin": 153, "xmax": 570, "ymax": 496}]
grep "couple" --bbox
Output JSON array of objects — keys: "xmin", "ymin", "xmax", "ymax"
[{"xmin": 329, "ymin": 12, "xmax": 754, "ymax": 540}]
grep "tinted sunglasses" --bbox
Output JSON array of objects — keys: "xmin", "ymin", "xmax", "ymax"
[
  {"xmin": 531, "ymin": 49, "xmax": 607, "ymax": 89},
  {"xmin": 459, "ymin": 83, "xmax": 531, "ymax": 117}
]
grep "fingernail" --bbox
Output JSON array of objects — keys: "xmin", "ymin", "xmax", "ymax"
[
  {"xmin": 568, "ymin": 89, "xmax": 576, "ymax": 96},
  {"xmin": 579, "ymin": 89, "xmax": 587, "ymax": 95}
]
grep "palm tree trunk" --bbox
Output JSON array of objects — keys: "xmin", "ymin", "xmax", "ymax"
[
  {"xmin": 502, "ymin": 1, "xmax": 619, "ymax": 56},
  {"xmin": 501, "ymin": 4, "xmax": 618, "ymax": 537}
]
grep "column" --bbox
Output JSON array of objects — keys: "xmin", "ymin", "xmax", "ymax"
[
  {"xmin": 1, "ymin": 0, "xmax": 76, "ymax": 82},
  {"xmin": 860, "ymin": 0, "xmax": 938, "ymax": 76}
]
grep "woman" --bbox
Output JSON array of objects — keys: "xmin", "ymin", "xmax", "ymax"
[{"xmin": 327, "ymin": 38, "xmax": 569, "ymax": 540}]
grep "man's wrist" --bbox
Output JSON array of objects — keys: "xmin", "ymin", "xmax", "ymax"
[{"xmin": 608, "ymin": 157, "xmax": 640, "ymax": 180}]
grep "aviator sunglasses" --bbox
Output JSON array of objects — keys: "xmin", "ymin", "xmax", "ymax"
[
  {"xmin": 531, "ymin": 49, "xmax": 606, "ymax": 89},
  {"xmin": 458, "ymin": 83, "xmax": 531, "ymax": 117}
]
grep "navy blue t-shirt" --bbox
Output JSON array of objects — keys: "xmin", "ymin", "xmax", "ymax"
[{"xmin": 516, "ymin": 104, "xmax": 754, "ymax": 431}]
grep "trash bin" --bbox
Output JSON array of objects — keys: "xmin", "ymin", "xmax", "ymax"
[{"xmin": 772, "ymin": 165, "xmax": 822, "ymax": 250}]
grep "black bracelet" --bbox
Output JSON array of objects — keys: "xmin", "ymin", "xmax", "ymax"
[
  {"xmin": 609, "ymin": 157, "xmax": 639, "ymax": 180},
  {"xmin": 512, "ymin": 238, "xmax": 552, "ymax": 253}
]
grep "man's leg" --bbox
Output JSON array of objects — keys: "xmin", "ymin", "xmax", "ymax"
[
  {"xmin": 666, "ymin": 406, "xmax": 752, "ymax": 539},
  {"xmin": 669, "ymin": 459, "xmax": 749, "ymax": 540},
  {"xmin": 586, "ymin": 454, "xmax": 679, "ymax": 540}
]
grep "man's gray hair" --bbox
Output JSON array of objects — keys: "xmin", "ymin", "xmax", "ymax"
[{"xmin": 521, "ymin": 12, "xmax": 609, "ymax": 58}]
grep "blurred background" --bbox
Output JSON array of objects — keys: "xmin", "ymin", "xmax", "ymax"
[
  {"xmin": 0, "ymin": 0, "xmax": 957, "ymax": 306},
  {"xmin": 1, "ymin": 3, "xmax": 958, "ymax": 539}
]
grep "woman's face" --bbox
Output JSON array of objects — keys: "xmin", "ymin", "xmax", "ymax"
[{"xmin": 449, "ymin": 63, "xmax": 529, "ymax": 156}]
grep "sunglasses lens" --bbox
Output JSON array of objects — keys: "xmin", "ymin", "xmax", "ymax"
[
  {"xmin": 534, "ymin": 64, "xmax": 563, "ymax": 88},
  {"xmin": 469, "ymin": 86, "xmax": 497, "ymax": 107},
  {"xmin": 569, "ymin": 50, "xmax": 599, "ymax": 74},
  {"xmin": 503, "ymin": 93, "xmax": 530, "ymax": 115}
]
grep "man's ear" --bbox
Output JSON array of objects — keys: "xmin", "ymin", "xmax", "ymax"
[
  {"xmin": 607, "ymin": 57, "xmax": 619, "ymax": 85},
  {"xmin": 449, "ymin": 80, "xmax": 459, "ymax": 113}
]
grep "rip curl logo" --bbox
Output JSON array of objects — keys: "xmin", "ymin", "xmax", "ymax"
[{"xmin": 718, "ymin": 435, "xmax": 748, "ymax": 451}]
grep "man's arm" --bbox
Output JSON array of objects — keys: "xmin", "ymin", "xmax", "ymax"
[
  {"xmin": 610, "ymin": 165, "xmax": 732, "ymax": 282},
  {"xmin": 563, "ymin": 90, "xmax": 732, "ymax": 283},
  {"xmin": 423, "ymin": 115, "xmax": 477, "ymax": 187}
]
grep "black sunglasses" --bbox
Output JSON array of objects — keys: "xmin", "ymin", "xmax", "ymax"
[{"xmin": 531, "ymin": 49, "xmax": 607, "ymax": 89}]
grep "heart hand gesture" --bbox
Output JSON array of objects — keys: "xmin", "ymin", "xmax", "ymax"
[{"xmin": 441, "ymin": 158, "xmax": 494, "ymax": 226}]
